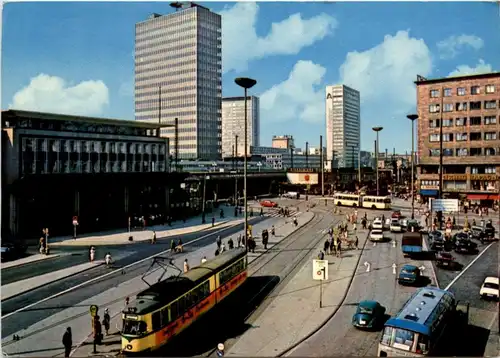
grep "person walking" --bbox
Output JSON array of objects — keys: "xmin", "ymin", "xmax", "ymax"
[
  {"xmin": 103, "ymin": 309, "xmax": 111, "ymax": 336},
  {"xmin": 183, "ymin": 259, "xmax": 190, "ymax": 273},
  {"xmin": 90, "ymin": 246, "xmax": 96, "ymax": 263},
  {"xmin": 237, "ymin": 234, "xmax": 242, "ymax": 248},
  {"xmin": 93, "ymin": 316, "xmax": 102, "ymax": 353},
  {"xmin": 355, "ymin": 236, "xmax": 359, "ymax": 250},
  {"xmin": 228, "ymin": 237, "xmax": 234, "ymax": 249},
  {"xmin": 201, "ymin": 256, "xmax": 207, "ymax": 264},
  {"xmin": 216, "ymin": 236, "xmax": 222, "ymax": 250},
  {"xmin": 323, "ymin": 239, "xmax": 330, "ymax": 255},
  {"xmin": 62, "ymin": 327, "xmax": 72, "ymax": 357},
  {"xmin": 105, "ymin": 253, "xmax": 112, "ymax": 267}
]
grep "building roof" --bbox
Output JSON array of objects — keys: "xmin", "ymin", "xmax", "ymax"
[
  {"xmin": 222, "ymin": 96, "xmax": 256, "ymax": 101},
  {"xmin": 414, "ymin": 72, "xmax": 500, "ymax": 85},
  {"xmin": 2, "ymin": 109, "xmax": 173, "ymax": 129}
]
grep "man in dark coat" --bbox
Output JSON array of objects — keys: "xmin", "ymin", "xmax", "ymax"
[{"xmin": 62, "ymin": 327, "xmax": 72, "ymax": 357}]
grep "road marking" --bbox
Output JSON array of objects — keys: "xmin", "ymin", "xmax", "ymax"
[
  {"xmin": 1, "ymin": 218, "xmax": 258, "ymax": 320},
  {"xmin": 444, "ymin": 242, "xmax": 495, "ymax": 291}
]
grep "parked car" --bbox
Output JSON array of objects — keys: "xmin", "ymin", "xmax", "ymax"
[
  {"xmin": 391, "ymin": 210, "xmax": 402, "ymax": 219},
  {"xmin": 1, "ymin": 238, "xmax": 28, "ymax": 261},
  {"xmin": 407, "ymin": 219, "xmax": 421, "ymax": 232},
  {"xmin": 428, "ymin": 230, "xmax": 445, "ymax": 251},
  {"xmin": 470, "ymin": 226, "xmax": 487, "ymax": 241},
  {"xmin": 435, "ymin": 252, "xmax": 456, "ymax": 269},
  {"xmin": 480, "ymin": 277, "xmax": 499, "ymax": 300},
  {"xmin": 400, "ymin": 218, "xmax": 408, "ymax": 229},
  {"xmin": 260, "ymin": 200, "xmax": 278, "ymax": 208},
  {"xmin": 352, "ymin": 300, "xmax": 386, "ymax": 329},
  {"xmin": 390, "ymin": 219, "xmax": 402, "ymax": 233},
  {"xmin": 454, "ymin": 238, "xmax": 478, "ymax": 254},
  {"xmin": 372, "ymin": 218, "xmax": 384, "ymax": 230},
  {"xmin": 398, "ymin": 264, "xmax": 421, "ymax": 285},
  {"xmin": 370, "ymin": 229, "xmax": 384, "ymax": 241}
]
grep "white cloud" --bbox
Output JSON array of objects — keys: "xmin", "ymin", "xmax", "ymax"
[
  {"xmin": 221, "ymin": 2, "xmax": 337, "ymax": 73},
  {"xmin": 260, "ymin": 61, "xmax": 326, "ymax": 123},
  {"xmin": 339, "ymin": 30, "xmax": 433, "ymax": 114},
  {"xmin": 436, "ymin": 34, "xmax": 484, "ymax": 59},
  {"xmin": 10, "ymin": 74, "xmax": 109, "ymax": 116},
  {"xmin": 448, "ymin": 59, "xmax": 493, "ymax": 77}
]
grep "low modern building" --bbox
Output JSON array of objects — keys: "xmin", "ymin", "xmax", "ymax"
[
  {"xmin": 415, "ymin": 72, "xmax": 500, "ymax": 204},
  {"xmin": 1, "ymin": 110, "xmax": 190, "ymax": 240},
  {"xmin": 272, "ymin": 135, "xmax": 294, "ymax": 149}
]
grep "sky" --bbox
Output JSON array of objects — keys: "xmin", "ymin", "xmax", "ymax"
[{"xmin": 2, "ymin": 1, "xmax": 500, "ymax": 152}]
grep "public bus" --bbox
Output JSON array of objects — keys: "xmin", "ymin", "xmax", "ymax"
[
  {"xmin": 362, "ymin": 195, "xmax": 392, "ymax": 210},
  {"xmin": 120, "ymin": 248, "xmax": 247, "ymax": 354},
  {"xmin": 378, "ymin": 287, "xmax": 468, "ymax": 357},
  {"xmin": 333, "ymin": 193, "xmax": 361, "ymax": 207}
]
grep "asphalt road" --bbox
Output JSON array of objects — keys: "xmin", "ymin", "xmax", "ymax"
[{"xmin": 287, "ymin": 229, "xmax": 437, "ymax": 357}]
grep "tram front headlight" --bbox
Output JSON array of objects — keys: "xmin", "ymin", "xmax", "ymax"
[{"xmin": 126, "ymin": 344, "xmax": 133, "ymax": 350}]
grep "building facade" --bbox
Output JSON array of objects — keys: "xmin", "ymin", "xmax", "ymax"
[
  {"xmin": 1, "ymin": 110, "xmax": 185, "ymax": 241},
  {"xmin": 272, "ymin": 135, "xmax": 294, "ymax": 149},
  {"xmin": 221, "ymin": 96, "xmax": 260, "ymax": 157},
  {"xmin": 325, "ymin": 84, "xmax": 361, "ymax": 169},
  {"xmin": 415, "ymin": 73, "xmax": 500, "ymax": 203},
  {"xmin": 135, "ymin": 4, "xmax": 222, "ymax": 160}
]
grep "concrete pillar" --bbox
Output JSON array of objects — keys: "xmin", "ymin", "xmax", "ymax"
[{"xmin": 9, "ymin": 194, "xmax": 18, "ymax": 236}]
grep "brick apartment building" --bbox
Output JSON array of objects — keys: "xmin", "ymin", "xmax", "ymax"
[{"xmin": 415, "ymin": 72, "xmax": 500, "ymax": 205}]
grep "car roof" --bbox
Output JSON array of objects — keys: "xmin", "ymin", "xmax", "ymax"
[
  {"xmin": 402, "ymin": 264, "xmax": 418, "ymax": 270},
  {"xmin": 359, "ymin": 300, "xmax": 379, "ymax": 308},
  {"xmin": 484, "ymin": 277, "xmax": 499, "ymax": 284}
]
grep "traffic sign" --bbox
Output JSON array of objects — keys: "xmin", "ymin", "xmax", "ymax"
[
  {"xmin": 89, "ymin": 304, "xmax": 99, "ymax": 317},
  {"xmin": 313, "ymin": 259, "xmax": 328, "ymax": 280}
]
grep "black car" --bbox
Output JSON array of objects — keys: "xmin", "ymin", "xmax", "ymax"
[
  {"xmin": 428, "ymin": 230, "xmax": 445, "ymax": 251},
  {"xmin": 1, "ymin": 238, "xmax": 28, "ymax": 261},
  {"xmin": 470, "ymin": 226, "xmax": 487, "ymax": 241},
  {"xmin": 454, "ymin": 239, "xmax": 478, "ymax": 254}
]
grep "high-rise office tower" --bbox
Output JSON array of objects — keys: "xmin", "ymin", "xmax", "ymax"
[
  {"xmin": 325, "ymin": 84, "xmax": 361, "ymax": 169},
  {"xmin": 135, "ymin": 3, "xmax": 222, "ymax": 160},
  {"xmin": 221, "ymin": 96, "xmax": 260, "ymax": 157}
]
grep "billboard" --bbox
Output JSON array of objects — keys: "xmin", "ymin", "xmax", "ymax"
[
  {"xmin": 430, "ymin": 199, "xmax": 459, "ymax": 213},
  {"xmin": 287, "ymin": 172, "xmax": 319, "ymax": 185}
]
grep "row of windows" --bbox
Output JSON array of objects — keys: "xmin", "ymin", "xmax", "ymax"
[
  {"xmin": 429, "ymin": 100, "xmax": 498, "ymax": 113},
  {"xmin": 219, "ymin": 257, "xmax": 246, "ymax": 285},
  {"xmin": 428, "ymin": 148, "xmax": 498, "ymax": 157},
  {"xmin": 429, "ymin": 116, "xmax": 497, "ymax": 128},
  {"xmin": 135, "ymin": 31, "xmax": 197, "ymax": 52},
  {"xmin": 429, "ymin": 84, "xmax": 496, "ymax": 98},
  {"xmin": 135, "ymin": 86, "xmax": 197, "ymax": 98},
  {"xmin": 136, "ymin": 67, "xmax": 197, "ymax": 79},
  {"xmin": 429, "ymin": 131, "xmax": 500, "ymax": 142},
  {"xmin": 136, "ymin": 24, "xmax": 197, "ymax": 44},
  {"xmin": 136, "ymin": 55, "xmax": 196, "ymax": 70}
]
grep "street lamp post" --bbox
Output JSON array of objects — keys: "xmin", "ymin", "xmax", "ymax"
[
  {"xmin": 407, "ymin": 114, "xmax": 418, "ymax": 219},
  {"xmin": 235, "ymin": 77, "xmax": 257, "ymax": 253},
  {"xmin": 372, "ymin": 127, "xmax": 383, "ymax": 196}
]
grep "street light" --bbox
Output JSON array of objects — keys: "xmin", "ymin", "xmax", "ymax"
[
  {"xmin": 372, "ymin": 127, "xmax": 383, "ymax": 196},
  {"xmin": 235, "ymin": 77, "xmax": 257, "ymax": 253},
  {"xmin": 407, "ymin": 114, "xmax": 418, "ymax": 219}
]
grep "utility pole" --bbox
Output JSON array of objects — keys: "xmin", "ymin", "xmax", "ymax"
[
  {"xmin": 290, "ymin": 146, "xmax": 294, "ymax": 169},
  {"xmin": 157, "ymin": 86, "xmax": 162, "ymax": 137},
  {"xmin": 438, "ymin": 87, "xmax": 444, "ymax": 199},
  {"xmin": 235, "ymin": 135, "xmax": 238, "ymax": 206},
  {"xmin": 305, "ymin": 142, "xmax": 309, "ymax": 168},
  {"xmin": 320, "ymin": 135, "xmax": 324, "ymax": 196},
  {"xmin": 174, "ymin": 117, "xmax": 179, "ymax": 171}
]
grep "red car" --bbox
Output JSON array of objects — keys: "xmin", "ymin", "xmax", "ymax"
[
  {"xmin": 260, "ymin": 200, "xmax": 278, "ymax": 208},
  {"xmin": 392, "ymin": 210, "xmax": 402, "ymax": 219}
]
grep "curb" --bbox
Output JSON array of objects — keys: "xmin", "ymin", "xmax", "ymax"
[
  {"xmin": 2, "ymin": 262, "xmax": 105, "ymax": 302},
  {"xmin": 1, "ymin": 254, "xmax": 62, "ymax": 270},
  {"xmin": 277, "ymin": 228, "xmax": 371, "ymax": 357}
]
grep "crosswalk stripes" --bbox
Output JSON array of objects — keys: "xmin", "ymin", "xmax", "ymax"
[{"xmin": 266, "ymin": 208, "xmax": 298, "ymax": 218}]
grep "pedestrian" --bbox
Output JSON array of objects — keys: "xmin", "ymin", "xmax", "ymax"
[
  {"xmin": 355, "ymin": 236, "xmax": 359, "ymax": 250},
  {"xmin": 201, "ymin": 256, "xmax": 207, "ymax": 264},
  {"xmin": 90, "ymin": 246, "xmax": 96, "ymax": 263},
  {"xmin": 170, "ymin": 239, "xmax": 175, "ymax": 251},
  {"xmin": 62, "ymin": 327, "xmax": 72, "ymax": 357},
  {"xmin": 39, "ymin": 236, "xmax": 45, "ymax": 254},
  {"xmin": 183, "ymin": 259, "xmax": 190, "ymax": 273},
  {"xmin": 212, "ymin": 217, "xmax": 215, "ymax": 227},
  {"xmin": 228, "ymin": 237, "xmax": 234, "ymax": 249},
  {"xmin": 318, "ymin": 251, "xmax": 325, "ymax": 260},
  {"xmin": 151, "ymin": 231, "xmax": 157, "ymax": 244},
  {"xmin": 237, "ymin": 235, "xmax": 242, "ymax": 248},
  {"xmin": 103, "ymin": 309, "xmax": 111, "ymax": 336},
  {"xmin": 337, "ymin": 241, "xmax": 342, "ymax": 258},
  {"xmin": 262, "ymin": 230, "xmax": 268, "ymax": 250},
  {"xmin": 260, "ymin": 208, "xmax": 264, "ymax": 217},
  {"xmin": 323, "ymin": 239, "xmax": 330, "ymax": 255},
  {"xmin": 220, "ymin": 242, "xmax": 226, "ymax": 253},
  {"xmin": 93, "ymin": 316, "xmax": 102, "ymax": 351},
  {"xmin": 216, "ymin": 236, "xmax": 222, "ymax": 250},
  {"xmin": 353, "ymin": 222, "xmax": 357, "ymax": 232},
  {"xmin": 105, "ymin": 252, "xmax": 112, "ymax": 266}
]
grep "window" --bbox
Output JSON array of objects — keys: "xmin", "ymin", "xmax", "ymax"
[
  {"xmin": 470, "ymin": 117, "xmax": 482, "ymax": 125},
  {"xmin": 471, "ymin": 86, "xmax": 480, "ymax": 95},
  {"xmin": 470, "ymin": 101, "xmax": 481, "ymax": 110},
  {"xmin": 429, "ymin": 134, "xmax": 440, "ymax": 142},
  {"xmin": 485, "ymin": 100, "xmax": 497, "ymax": 109},
  {"xmin": 485, "ymin": 132, "xmax": 497, "ymax": 140},
  {"xmin": 456, "ymin": 148, "xmax": 468, "ymax": 156},
  {"xmin": 456, "ymin": 102, "xmax": 467, "ymax": 111},
  {"xmin": 457, "ymin": 87, "xmax": 466, "ymax": 96},
  {"xmin": 485, "ymin": 167, "xmax": 496, "ymax": 174},
  {"xmin": 484, "ymin": 116, "xmax": 497, "ymax": 125},
  {"xmin": 444, "ymin": 88, "xmax": 452, "ymax": 97},
  {"xmin": 429, "ymin": 149, "xmax": 440, "ymax": 157},
  {"xmin": 443, "ymin": 119, "xmax": 453, "ymax": 127},
  {"xmin": 429, "ymin": 104, "xmax": 440, "ymax": 113},
  {"xmin": 485, "ymin": 148, "xmax": 496, "ymax": 156},
  {"xmin": 455, "ymin": 117, "xmax": 467, "ymax": 126},
  {"xmin": 443, "ymin": 103, "xmax": 453, "ymax": 112},
  {"xmin": 470, "ymin": 132, "xmax": 481, "ymax": 141},
  {"xmin": 430, "ymin": 89, "xmax": 440, "ymax": 98},
  {"xmin": 456, "ymin": 133, "xmax": 468, "ymax": 141},
  {"xmin": 470, "ymin": 148, "xmax": 482, "ymax": 156},
  {"xmin": 486, "ymin": 85, "xmax": 496, "ymax": 94},
  {"xmin": 443, "ymin": 133, "xmax": 453, "ymax": 142},
  {"xmin": 429, "ymin": 119, "xmax": 440, "ymax": 128},
  {"xmin": 443, "ymin": 148, "xmax": 454, "ymax": 156}
]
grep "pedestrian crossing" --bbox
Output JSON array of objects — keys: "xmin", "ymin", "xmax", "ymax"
[{"xmin": 266, "ymin": 208, "xmax": 299, "ymax": 218}]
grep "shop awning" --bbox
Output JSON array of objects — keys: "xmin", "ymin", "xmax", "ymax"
[
  {"xmin": 467, "ymin": 194, "xmax": 498, "ymax": 200},
  {"xmin": 420, "ymin": 189, "xmax": 438, "ymax": 196}
]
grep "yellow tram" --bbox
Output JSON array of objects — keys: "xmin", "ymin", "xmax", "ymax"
[{"xmin": 120, "ymin": 248, "xmax": 248, "ymax": 354}]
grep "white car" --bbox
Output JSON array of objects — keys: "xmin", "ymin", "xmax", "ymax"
[
  {"xmin": 400, "ymin": 218, "xmax": 408, "ymax": 228},
  {"xmin": 370, "ymin": 229, "xmax": 384, "ymax": 241},
  {"xmin": 372, "ymin": 218, "xmax": 384, "ymax": 230},
  {"xmin": 390, "ymin": 220, "xmax": 402, "ymax": 232},
  {"xmin": 480, "ymin": 277, "xmax": 499, "ymax": 300}
]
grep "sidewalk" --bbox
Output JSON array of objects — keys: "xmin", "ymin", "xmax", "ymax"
[
  {"xmin": 2, "ymin": 211, "xmax": 309, "ymax": 358},
  {"xmin": 1, "ymin": 253, "xmax": 63, "ymax": 270},
  {"xmin": 227, "ymin": 214, "xmax": 376, "ymax": 356}
]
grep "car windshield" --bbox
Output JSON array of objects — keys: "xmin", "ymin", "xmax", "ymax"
[
  {"xmin": 122, "ymin": 319, "xmax": 147, "ymax": 336},
  {"xmin": 372, "ymin": 230, "xmax": 382, "ymax": 234},
  {"xmin": 484, "ymin": 282, "xmax": 499, "ymax": 290},
  {"xmin": 358, "ymin": 305, "xmax": 373, "ymax": 314},
  {"xmin": 401, "ymin": 268, "xmax": 416, "ymax": 275}
]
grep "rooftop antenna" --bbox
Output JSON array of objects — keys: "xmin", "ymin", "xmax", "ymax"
[{"xmin": 170, "ymin": 2, "xmax": 183, "ymax": 11}]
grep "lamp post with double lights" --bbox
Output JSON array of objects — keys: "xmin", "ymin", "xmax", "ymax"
[
  {"xmin": 235, "ymin": 77, "xmax": 257, "ymax": 252},
  {"xmin": 407, "ymin": 114, "xmax": 418, "ymax": 219},
  {"xmin": 372, "ymin": 127, "xmax": 383, "ymax": 196}
]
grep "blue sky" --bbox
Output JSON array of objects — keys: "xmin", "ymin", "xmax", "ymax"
[{"xmin": 2, "ymin": 1, "xmax": 499, "ymax": 152}]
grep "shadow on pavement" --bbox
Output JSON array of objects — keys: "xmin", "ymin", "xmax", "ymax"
[
  {"xmin": 156, "ymin": 275, "xmax": 280, "ymax": 357},
  {"xmin": 437, "ymin": 324, "xmax": 490, "ymax": 356}
]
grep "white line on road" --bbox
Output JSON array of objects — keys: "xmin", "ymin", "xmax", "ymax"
[
  {"xmin": 2, "ymin": 219, "xmax": 253, "ymax": 320},
  {"xmin": 444, "ymin": 242, "xmax": 495, "ymax": 291}
]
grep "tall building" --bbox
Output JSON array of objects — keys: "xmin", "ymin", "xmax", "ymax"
[
  {"xmin": 221, "ymin": 96, "xmax": 260, "ymax": 157},
  {"xmin": 325, "ymin": 84, "xmax": 361, "ymax": 169},
  {"xmin": 272, "ymin": 135, "xmax": 294, "ymax": 149},
  {"xmin": 135, "ymin": 4, "xmax": 222, "ymax": 160},
  {"xmin": 415, "ymin": 73, "xmax": 500, "ymax": 202}
]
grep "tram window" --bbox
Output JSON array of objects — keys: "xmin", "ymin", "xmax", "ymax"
[
  {"xmin": 160, "ymin": 308, "xmax": 169, "ymax": 326},
  {"xmin": 152, "ymin": 311, "xmax": 161, "ymax": 331},
  {"xmin": 122, "ymin": 320, "xmax": 147, "ymax": 336},
  {"xmin": 169, "ymin": 301, "xmax": 179, "ymax": 321},
  {"xmin": 384, "ymin": 198, "xmax": 391, "ymax": 203},
  {"xmin": 184, "ymin": 292, "xmax": 193, "ymax": 309},
  {"xmin": 178, "ymin": 296, "xmax": 186, "ymax": 313}
]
